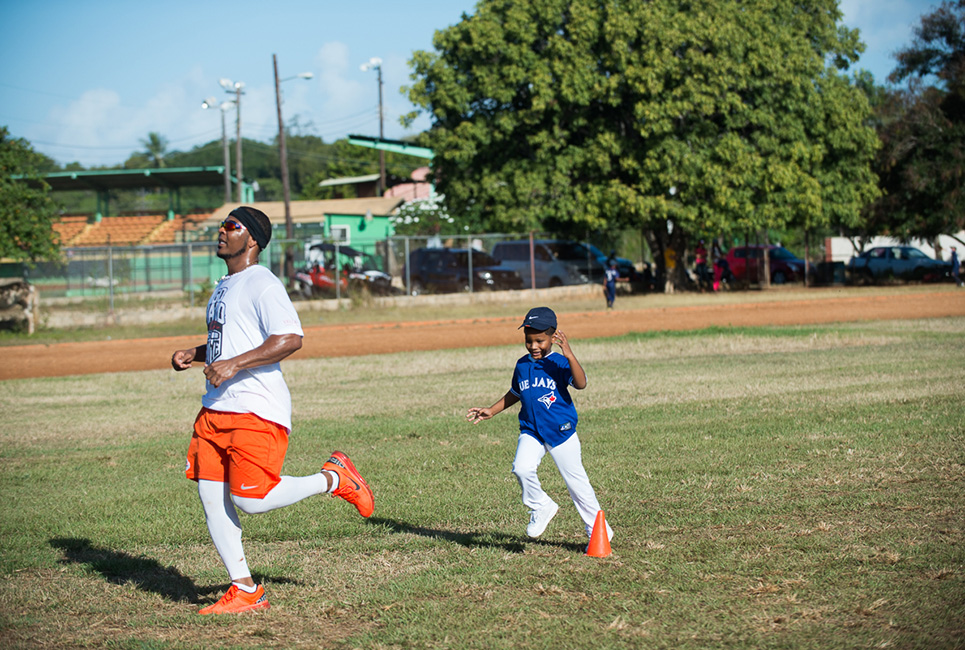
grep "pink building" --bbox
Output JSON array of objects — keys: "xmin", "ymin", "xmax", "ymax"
[{"xmin": 383, "ymin": 167, "xmax": 433, "ymax": 201}]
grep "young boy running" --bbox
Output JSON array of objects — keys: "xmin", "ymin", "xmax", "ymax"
[{"xmin": 466, "ymin": 307, "xmax": 613, "ymax": 544}]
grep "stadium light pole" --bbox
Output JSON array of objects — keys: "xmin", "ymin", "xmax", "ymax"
[
  {"xmin": 273, "ymin": 54, "xmax": 314, "ymax": 285},
  {"xmin": 201, "ymin": 97, "xmax": 234, "ymax": 204},
  {"xmin": 219, "ymin": 78, "xmax": 245, "ymax": 203},
  {"xmin": 360, "ymin": 57, "xmax": 385, "ymax": 196}
]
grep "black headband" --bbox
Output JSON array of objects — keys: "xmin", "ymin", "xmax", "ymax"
[{"xmin": 229, "ymin": 207, "xmax": 271, "ymax": 250}]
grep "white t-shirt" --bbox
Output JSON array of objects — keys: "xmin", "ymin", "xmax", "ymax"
[{"xmin": 201, "ymin": 265, "xmax": 304, "ymax": 430}]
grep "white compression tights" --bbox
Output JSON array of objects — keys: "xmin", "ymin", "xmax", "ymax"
[{"xmin": 197, "ymin": 473, "xmax": 332, "ymax": 581}]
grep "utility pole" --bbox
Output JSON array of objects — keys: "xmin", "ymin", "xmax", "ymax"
[
  {"xmin": 220, "ymin": 78, "xmax": 245, "ymax": 203},
  {"xmin": 377, "ymin": 62, "xmax": 385, "ymax": 196},
  {"xmin": 274, "ymin": 54, "xmax": 294, "ymax": 285},
  {"xmin": 273, "ymin": 57, "xmax": 314, "ymax": 287},
  {"xmin": 221, "ymin": 107, "xmax": 231, "ymax": 203},
  {"xmin": 234, "ymin": 84, "xmax": 243, "ymax": 203},
  {"xmin": 202, "ymin": 97, "xmax": 233, "ymax": 203},
  {"xmin": 361, "ymin": 57, "xmax": 386, "ymax": 196}
]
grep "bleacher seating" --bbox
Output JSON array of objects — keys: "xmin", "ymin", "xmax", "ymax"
[
  {"xmin": 143, "ymin": 213, "xmax": 211, "ymax": 245},
  {"xmin": 70, "ymin": 215, "xmax": 166, "ymax": 246},
  {"xmin": 53, "ymin": 215, "xmax": 91, "ymax": 246},
  {"xmin": 56, "ymin": 212, "xmax": 213, "ymax": 247}
]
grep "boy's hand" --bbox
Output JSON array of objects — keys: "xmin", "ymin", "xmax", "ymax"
[
  {"xmin": 553, "ymin": 329, "xmax": 574, "ymax": 355},
  {"xmin": 466, "ymin": 407, "xmax": 493, "ymax": 424},
  {"xmin": 554, "ymin": 328, "xmax": 587, "ymax": 389}
]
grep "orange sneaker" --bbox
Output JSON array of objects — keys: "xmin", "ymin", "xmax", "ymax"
[
  {"xmin": 198, "ymin": 584, "xmax": 270, "ymax": 615},
  {"xmin": 323, "ymin": 451, "xmax": 374, "ymax": 518}
]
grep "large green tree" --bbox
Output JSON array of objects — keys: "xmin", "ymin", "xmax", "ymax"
[
  {"xmin": 867, "ymin": 0, "xmax": 965, "ymax": 247},
  {"xmin": 406, "ymin": 0, "xmax": 879, "ymax": 288},
  {"xmin": 0, "ymin": 127, "xmax": 62, "ymax": 263}
]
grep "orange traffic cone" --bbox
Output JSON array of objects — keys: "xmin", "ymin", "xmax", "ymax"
[{"xmin": 586, "ymin": 510, "xmax": 611, "ymax": 557}]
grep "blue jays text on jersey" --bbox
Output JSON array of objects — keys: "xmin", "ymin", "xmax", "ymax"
[
  {"xmin": 511, "ymin": 351, "xmax": 580, "ymax": 448},
  {"xmin": 517, "ymin": 375, "xmax": 557, "ymax": 392}
]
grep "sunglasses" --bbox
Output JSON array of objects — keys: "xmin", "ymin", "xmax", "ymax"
[{"xmin": 219, "ymin": 220, "xmax": 246, "ymax": 232}]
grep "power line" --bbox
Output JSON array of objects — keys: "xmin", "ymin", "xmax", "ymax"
[{"xmin": 18, "ymin": 127, "xmax": 223, "ymax": 152}]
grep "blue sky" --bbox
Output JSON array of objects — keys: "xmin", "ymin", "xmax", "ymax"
[{"xmin": 0, "ymin": 0, "xmax": 940, "ymax": 168}]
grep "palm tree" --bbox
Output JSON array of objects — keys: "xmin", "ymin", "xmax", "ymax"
[{"xmin": 140, "ymin": 132, "xmax": 168, "ymax": 168}]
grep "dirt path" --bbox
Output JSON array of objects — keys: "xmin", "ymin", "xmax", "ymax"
[{"xmin": 4, "ymin": 289, "xmax": 964, "ymax": 381}]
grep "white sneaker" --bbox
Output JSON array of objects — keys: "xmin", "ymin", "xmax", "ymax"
[{"xmin": 526, "ymin": 501, "xmax": 559, "ymax": 538}]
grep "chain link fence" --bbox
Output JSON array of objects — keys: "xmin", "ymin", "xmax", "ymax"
[
  {"xmin": 385, "ymin": 233, "xmax": 634, "ymax": 295},
  {"xmin": 21, "ymin": 232, "xmax": 635, "ymax": 304},
  {"xmin": 25, "ymin": 242, "xmax": 222, "ymax": 303},
  {"xmin": 22, "ymin": 238, "xmax": 373, "ymax": 302}
]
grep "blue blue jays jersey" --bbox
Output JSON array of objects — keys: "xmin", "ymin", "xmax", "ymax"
[{"xmin": 510, "ymin": 351, "xmax": 579, "ymax": 447}]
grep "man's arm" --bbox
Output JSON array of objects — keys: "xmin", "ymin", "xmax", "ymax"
[{"xmin": 203, "ymin": 333, "xmax": 303, "ymax": 388}]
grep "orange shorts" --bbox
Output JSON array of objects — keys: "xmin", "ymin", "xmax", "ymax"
[{"xmin": 185, "ymin": 407, "xmax": 289, "ymax": 499}]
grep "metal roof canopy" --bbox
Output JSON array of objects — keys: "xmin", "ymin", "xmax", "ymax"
[
  {"xmin": 347, "ymin": 135, "xmax": 433, "ymax": 160},
  {"xmin": 28, "ymin": 166, "xmax": 235, "ymax": 192},
  {"xmin": 16, "ymin": 166, "xmax": 240, "ymax": 220},
  {"xmin": 318, "ymin": 173, "xmax": 381, "ymax": 188}
]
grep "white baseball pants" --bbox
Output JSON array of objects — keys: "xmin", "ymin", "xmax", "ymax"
[{"xmin": 512, "ymin": 432, "xmax": 612, "ymax": 538}]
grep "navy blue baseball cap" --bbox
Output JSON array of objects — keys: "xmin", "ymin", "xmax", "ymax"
[{"xmin": 519, "ymin": 306, "xmax": 557, "ymax": 331}]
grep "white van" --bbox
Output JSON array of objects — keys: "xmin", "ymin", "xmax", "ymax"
[{"xmin": 490, "ymin": 240, "xmax": 590, "ymax": 289}]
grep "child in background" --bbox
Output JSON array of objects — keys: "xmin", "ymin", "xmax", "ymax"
[
  {"xmin": 952, "ymin": 247, "xmax": 961, "ymax": 287},
  {"xmin": 604, "ymin": 259, "xmax": 619, "ymax": 309},
  {"xmin": 466, "ymin": 307, "xmax": 613, "ymax": 545}
]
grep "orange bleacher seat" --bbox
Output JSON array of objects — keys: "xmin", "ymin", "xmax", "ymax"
[
  {"xmin": 63, "ymin": 213, "xmax": 213, "ymax": 246},
  {"xmin": 144, "ymin": 218, "xmax": 181, "ymax": 245},
  {"xmin": 144, "ymin": 213, "xmax": 212, "ymax": 244},
  {"xmin": 70, "ymin": 215, "xmax": 163, "ymax": 246},
  {"xmin": 54, "ymin": 215, "xmax": 91, "ymax": 245}
]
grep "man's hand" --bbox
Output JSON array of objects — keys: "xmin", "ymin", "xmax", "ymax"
[
  {"xmin": 171, "ymin": 348, "xmax": 198, "ymax": 371},
  {"xmin": 199, "ymin": 334, "xmax": 302, "ymax": 388},
  {"xmin": 203, "ymin": 359, "xmax": 240, "ymax": 388}
]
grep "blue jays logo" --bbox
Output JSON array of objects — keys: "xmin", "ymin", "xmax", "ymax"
[{"xmin": 538, "ymin": 391, "xmax": 557, "ymax": 409}]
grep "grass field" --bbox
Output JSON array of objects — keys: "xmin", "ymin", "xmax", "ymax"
[{"xmin": 1, "ymin": 316, "xmax": 963, "ymax": 649}]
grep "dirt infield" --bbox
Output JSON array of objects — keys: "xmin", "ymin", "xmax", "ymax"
[{"xmin": 4, "ymin": 289, "xmax": 964, "ymax": 381}]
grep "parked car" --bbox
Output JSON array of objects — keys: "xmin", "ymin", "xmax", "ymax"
[
  {"xmin": 726, "ymin": 245, "xmax": 813, "ymax": 284},
  {"xmin": 846, "ymin": 246, "xmax": 950, "ymax": 283},
  {"xmin": 293, "ymin": 243, "xmax": 396, "ymax": 298},
  {"xmin": 549, "ymin": 240, "xmax": 640, "ymax": 282},
  {"xmin": 490, "ymin": 239, "xmax": 592, "ymax": 288},
  {"xmin": 405, "ymin": 247, "xmax": 523, "ymax": 295},
  {"xmin": 538, "ymin": 239, "xmax": 610, "ymax": 282}
]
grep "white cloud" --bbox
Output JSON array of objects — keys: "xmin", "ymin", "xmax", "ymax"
[
  {"xmin": 36, "ymin": 71, "xmax": 226, "ymax": 165},
  {"xmin": 312, "ymin": 42, "xmax": 374, "ymax": 140}
]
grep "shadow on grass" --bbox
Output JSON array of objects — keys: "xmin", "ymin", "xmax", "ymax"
[
  {"xmin": 367, "ymin": 518, "xmax": 586, "ymax": 554},
  {"xmin": 50, "ymin": 537, "xmax": 300, "ymax": 605}
]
